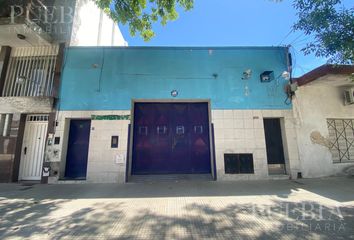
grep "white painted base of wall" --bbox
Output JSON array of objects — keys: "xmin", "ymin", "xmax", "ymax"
[
  {"xmin": 212, "ymin": 109, "xmax": 300, "ymax": 181},
  {"xmin": 50, "ymin": 109, "xmax": 300, "ymax": 183},
  {"xmin": 52, "ymin": 111, "xmax": 129, "ymax": 184}
]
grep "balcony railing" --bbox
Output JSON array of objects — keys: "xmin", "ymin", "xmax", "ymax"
[{"xmin": 2, "ymin": 45, "xmax": 59, "ymax": 97}]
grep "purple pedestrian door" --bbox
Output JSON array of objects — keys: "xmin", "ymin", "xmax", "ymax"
[{"xmin": 132, "ymin": 102, "xmax": 212, "ymax": 175}]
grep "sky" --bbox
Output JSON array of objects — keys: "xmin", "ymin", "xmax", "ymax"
[{"xmin": 118, "ymin": 0, "xmax": 351, "ymax": 77}]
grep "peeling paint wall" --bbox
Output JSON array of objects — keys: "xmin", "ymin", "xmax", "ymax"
[{"xmin": 293, "ymin": 84, "xmax": 354, "ymax": 178}]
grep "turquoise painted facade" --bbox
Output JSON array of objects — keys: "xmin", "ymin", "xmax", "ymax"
[{"xmin": 59, "ymin": 47, "xmax": 291, "ymax": 110}]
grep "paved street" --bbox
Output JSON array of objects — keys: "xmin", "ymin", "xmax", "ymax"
[{"xmin": 0, "ymin": 177, "xmax": 354, "ymax": 240}]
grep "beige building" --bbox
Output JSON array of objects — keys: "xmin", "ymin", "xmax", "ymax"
[{"xmin": 293, "ymin": 64, "xmax": 354, "ymax": 178}]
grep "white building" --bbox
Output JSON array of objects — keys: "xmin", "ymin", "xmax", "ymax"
[
  {"xmin": 293, "ymin": 64, "xmax": 354, "ymax": 178},
  {"xmin": 0, "ymin": 0, "xmax": 127, "ymax": 182}
]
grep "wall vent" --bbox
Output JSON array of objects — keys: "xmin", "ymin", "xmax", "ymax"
[{"xmin": 224, "ymin": 154, "xmax": 254, "ymax": 174}]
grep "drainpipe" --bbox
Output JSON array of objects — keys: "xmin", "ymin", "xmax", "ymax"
[{"xmin": 286, "ymin": 46, "xmax": 293, "ymax": 84}]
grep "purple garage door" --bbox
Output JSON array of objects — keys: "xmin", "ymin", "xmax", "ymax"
[{"xmin": 132, "ymin": 102, "xmax": 212, "ymax": 175}]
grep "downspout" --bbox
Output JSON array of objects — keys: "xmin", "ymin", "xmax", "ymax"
[{"xmin": 286, "ymin": 46, "xmax": 293, "ymax": 84}]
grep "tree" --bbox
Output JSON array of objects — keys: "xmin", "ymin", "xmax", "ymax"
[
  {"xmin": 292, "ymin": 0, "xmax": 354, "ymax": 64},
  {"xmin": 94, "ymin": 0, "xmax": 193, "ymax": 41}
]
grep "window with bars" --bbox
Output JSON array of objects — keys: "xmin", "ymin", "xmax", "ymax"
[
  {"xmin": 27, "ymin": 115, "xmax": 49, "ymax": 122},
  {"xmin": 3, "ymin": 56, "xmax": 56, "ymax": 97},
  {"xmin": 327, "ymin": 119, "xmax": 354, "ymax": 163},
  {"xmin": 2, "ymin": 46, "xmax": 58, "ymax": 97}
]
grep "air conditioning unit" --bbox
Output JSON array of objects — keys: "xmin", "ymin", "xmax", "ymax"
[{"xmin": 344, "ymin": 88, "xmax": 354, "ymax": 105}]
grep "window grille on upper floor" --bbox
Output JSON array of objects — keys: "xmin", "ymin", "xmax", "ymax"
[{"xmin": 2, "ymin": 45, "xmax": 58, "ymax": 97}]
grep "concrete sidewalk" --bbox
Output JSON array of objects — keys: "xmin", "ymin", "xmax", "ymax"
[{"xmin": 0, "ymin": 177, "xmax": 353, "ymax": 239}]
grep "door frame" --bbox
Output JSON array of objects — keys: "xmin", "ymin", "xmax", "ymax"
[
  {"xmin": 128, "ymin": 99, "xmax": 215, "ymax": 180},
  {"xmin": 18, "ymin": 114, "xmax": 49, "ymax": 181},
  {"xmin": 60, "ymin": 118, "xmax": 92, "ymax": 180},
  {"xmin": 263, "ymin": 117, "xmax": 289, "ymax": 175},
  {"xmin": 11, "ymin": 114, "xmax": 26, "ymax": 182}
]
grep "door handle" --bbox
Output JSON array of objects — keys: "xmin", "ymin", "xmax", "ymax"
[{"xmin": 24, "ymin": 147, "xmax": 27, "ymax": 155}]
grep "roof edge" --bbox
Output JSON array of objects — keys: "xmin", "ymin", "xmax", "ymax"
[
  {"xmin": 65, "ymin": 46, "xmax": 289, "ymax": 51},
  {"xmin": 294, "ymin": 64, "xmax": 354, "ymax": 86}
]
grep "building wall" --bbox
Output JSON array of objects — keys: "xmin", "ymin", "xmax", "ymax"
[
  {"xmin": 0, "ymin": 0, "xmax": 127, "ymax": 182},
  {"xmin": 69, "ymin": 0, "xmax": 127, "ymax": 47},
  {"xmin": 0, "ymin": 113, "xmax": 23, "ymax": 182},
  {"xmin": 48, "ymin": 46, "xmax": 299, "ymax": 183},
  {"xmin": 293, "ymin": 84, "xmax": 354, "ymax": 178},
  {"xmin": 213, "ymin": 109, "xmax": 300, "ymax": 180},
  {"xmin": 49, "ymin": 109, "xmax": 300, "ymax": 183},
  {"xmin": 50, "ymin": 0, "xmax": 77, "ymax": 43},
  {"xmin": 48, "ymin": 110, "xmax": 129, "ymax": 183},
  {"xmin": 0, "ymin": 136, "xmax": 16, "ymax": 182},
  {"xmin": 59, "ymin": 47, "xmax": 290, "ymax": 110}
]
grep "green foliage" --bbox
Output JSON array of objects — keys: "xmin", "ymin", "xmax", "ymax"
[
  {"xmin": 94, "ymin": 0, "xmax": 193, "ymax": 41},
  {"xmin": 97, "ymin": 0, "xmax": 353, "ymax": 64},
  {"xmin": 291, "ymin": 0, "xmax": 353, "ymax": 64}
]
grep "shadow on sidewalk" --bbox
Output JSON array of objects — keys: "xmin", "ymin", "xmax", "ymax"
[{"xmin": 0, "ymin": 197, "xmax": 353, "ymax": 239}]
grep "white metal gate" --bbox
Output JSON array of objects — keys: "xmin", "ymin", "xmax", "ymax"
[{"xmin": 19, "ymin": 115, "xmax": 48, "ymax": 181}]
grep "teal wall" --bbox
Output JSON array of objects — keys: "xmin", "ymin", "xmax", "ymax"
[{"xmin": 59, "ymin": 47, "xmax": 291, "ymax": 110}]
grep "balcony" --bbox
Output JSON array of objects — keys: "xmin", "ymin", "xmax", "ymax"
[
  {"xmin": 0, "ymin": 0, "xmax": 57, "ymax": 46},
  {"xmin": 0, "ymin": 45, "xmax": 58, "ymax": 113}
]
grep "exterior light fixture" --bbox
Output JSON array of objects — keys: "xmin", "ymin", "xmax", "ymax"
[
  {"xmin": 171, "ymin": 90, "xmax": 178, "ymax": 97},
  {"xmin": 17, "ymin": 34, "xmax": 26, "ymax": 40},
  {"xmin": 260, "ymin": 71, "xmax": 274, "ymax": 82},
  {"xmin": 16, "ymin": 76, "xmax": 27, "ymax": 84},
  {"xmin": 282, "ymin": 71, "xmax": 290, "ymax": 80}
]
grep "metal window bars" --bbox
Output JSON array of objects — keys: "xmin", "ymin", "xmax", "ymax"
[
  {"xmin": 2, "ymin": 45, "xmax": 58, "ymax": 97},
  {"xmin": 327, "ymin": 119, "xmax": 354, "ymax": 162}
]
